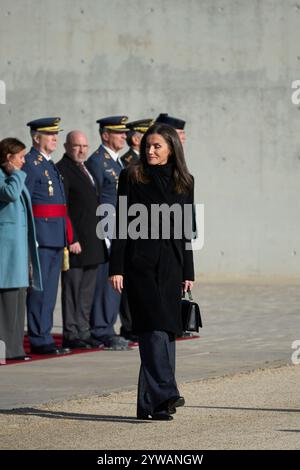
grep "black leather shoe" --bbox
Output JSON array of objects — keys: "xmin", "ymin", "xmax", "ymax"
[
  {"xmin": 136, "ymin": 411, "xmax": 173, "ymax": 421},
  {"xmin": 7, "ymin": 355, "xmax": 32, "ymax": 361},
  {"xmin": 174, "ymin": 396, "xmax": 185, "ymax": 408},
  {"xmin": 137, "ymin": 412, "xmax": 151, "ymax": 420},
  {"xmin": 96, "ymin": 335, "xmax": 131, "ymax": 351},
  {"xmin": 31, "ymin": 344, "xmax": 71, "ymax": 355},
  {"xmin": 167, "ymin": 396, "xmax": 185, "ymax": 414},
  {"xmin": 120, "ymin": 328, "xmax": 139, "ymax": 343},
  {"xmin": 54, "ymin": 347, "xmax": 71, "ymax": 355},
  {"xmin": 62, "ymin": 339, "xmax": 91, "ymax": 349},
  {"xmin": 152, "ymin": 412, "xmax": 173, "ymax": 421},
  {"xmin": 155, "ymin": 396, "xmax": 185, "ymax": 415},
  {"xmin": 82, "ymin": 336, "xmax": 104, "ymax": 348}
]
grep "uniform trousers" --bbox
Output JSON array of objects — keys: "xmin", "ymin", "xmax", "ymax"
[
  {"xmin": 0, "ymin": 288, "xmax": 26, "ymax": 359},
  {"xmin": 90, "ymin": 261, "xmax": 121, "ymax": 338},
  {"xmin": 61, "ymin": 265, "xmax": 98, "ymax": 341},
  {"xmin": 137, "ymin": 330, "xmax": 179, "ymax": 416},
  {"xmin": 27, "ymin": 247, "xmax": 63, "ymax": 347}
]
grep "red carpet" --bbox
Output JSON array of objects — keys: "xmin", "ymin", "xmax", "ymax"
[{"xmin": 1, "ymin": 333, "xmax": 200, "ymax": 366}]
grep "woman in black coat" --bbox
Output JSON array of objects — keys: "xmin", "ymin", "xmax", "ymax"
[{"xmin": 109, "ymin": 123, "xmax": 194, "ymax": 420}]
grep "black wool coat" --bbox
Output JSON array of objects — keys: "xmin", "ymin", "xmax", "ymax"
[
  {"xmin": 109, "ymin": 167, "xmax": 194, "ymax": 335},
  {"xmin": 56, "ymin": 154, "xmax": 107, "ymax": 268}
]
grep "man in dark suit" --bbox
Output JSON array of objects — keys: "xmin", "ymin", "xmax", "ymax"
[
  {"xmin": 121, "ymin": 119, "xmax": 153, "ymax": 168},
  {"xmin": 86, "ymin": 116, "xmax": 131, "ymax": 350},
  {"xmin": 23, "ymin": 117, "xmax": 70, "ymax": 355},
  {"xmin": 56, "ymin": 131, "xmax": 108, "ymax": 349}
]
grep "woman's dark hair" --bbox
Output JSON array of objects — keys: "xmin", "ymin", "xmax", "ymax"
[
  {"xmin": 0, "ymin": 137, "xmax": 26, "ymax": 166},
  {"xmin": 128, "ymin": 123, "xmax": 193, "ymax": 193}
]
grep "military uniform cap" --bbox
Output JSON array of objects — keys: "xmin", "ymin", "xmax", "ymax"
[
  {"xmin": 127, "ymin": 118, "xmax": 154, "ymax": 134},
  {"xmin": 96, "ymin": 115, "xmax": 130, "ymax": 132},
  {"xmin": 155, "ymin": 113, "xmax": 185, "ymax": 130},
  {"xmin": 27, "ymin": 117, "xmax": 63, "ymax": 133}
]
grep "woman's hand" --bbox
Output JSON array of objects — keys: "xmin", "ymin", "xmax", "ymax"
[
  {"xmin": 182, "ymin": 280, "xmax": 194, "ymax": 293},
  {"xmin": 109, "ymin": 275, "xmax": 124, "ymax": 294},
  {"xmin": 3, "ymin": 161, "xmax": 18, "ymax": 174},
  {"xmin": 69, "ymin": 242, "xmax": 82, "ymax": 254}
]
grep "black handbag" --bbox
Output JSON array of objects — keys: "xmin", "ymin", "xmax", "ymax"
[{"xmin": 181, "ymin": 289, "xmax": 202, "ymax": 332}]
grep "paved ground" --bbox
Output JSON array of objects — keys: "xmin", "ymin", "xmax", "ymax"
[
  {"xmin": 0, "ymin": 281, "xmax": 299, "ymax": 449},
  {"xmin": 1, "ymin": 281, "xmax": 298, "ymax": 409},
  {"xmin": 1, "ymin": 364, "xmax": 299, "ymax": 450}
]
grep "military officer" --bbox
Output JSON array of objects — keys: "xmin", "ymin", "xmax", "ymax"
[
  {"xmin": 22, "ymin": 117, "xmax": 71, "ymax": 355},
  {"xmin": 86, "ymin": 116, "xmax": 131, "ymax": 350},
  {"xmin": 121, "ymin": 118, "xmax": 153, "ymax": 167},
  {"xmin": 155, "ymin": 113, "xmax": 186, "ymax": 145}
]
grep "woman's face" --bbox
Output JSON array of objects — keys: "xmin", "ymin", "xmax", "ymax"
[
  {"xmin": 7, "ymin": 148, "xmax": 26, "ymax": 169},
  {"xmin": 146, "ymin": 133, "xmax": 171, "ymax": 165}
]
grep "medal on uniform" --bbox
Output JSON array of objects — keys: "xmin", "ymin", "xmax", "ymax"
[{"xmin": 48, "ymin": 180, "xmax": 54, "ymax": 196}]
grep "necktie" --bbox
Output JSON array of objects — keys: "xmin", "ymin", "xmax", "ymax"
[
  {"xmin": 117, "ymin": 157, "xmax": 124, "ymax": 168},
  {"xmin": 77, "ymin": 162, "xmax": 95, "ymax": 185}
]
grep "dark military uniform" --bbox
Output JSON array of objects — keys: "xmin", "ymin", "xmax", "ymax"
[
  {"xmin": 22, "ymin": 118, "xmax": 70, "ymax": 354},
  {"xmin": 121, "ymin": 148, "xmax": 139, "ymax": 168},
  {"xmin": 86, "ymin": 116, "xmax": 130, "ymax": 348},
  {"xmin": 121, "ymin": 118, "xmax": 153, "ymax": 169}
]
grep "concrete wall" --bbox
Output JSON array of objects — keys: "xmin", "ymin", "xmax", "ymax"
[{"xmin": 0, "ymin": 0, "xmax": 299, "ymax": 280}]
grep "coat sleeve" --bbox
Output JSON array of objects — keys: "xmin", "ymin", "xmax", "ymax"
[
  {"xmin": 182, "ymin": 177, "xmax": 195, "ymax": 281},
  {"xmin": 0, "ymin": 170, "xmax": 26, "ymax": 202},
  {"xmin": 108, "ymin": 169, "xmax": 129, "ymax": 276}
]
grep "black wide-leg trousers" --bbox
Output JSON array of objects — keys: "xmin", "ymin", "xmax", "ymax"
[{"xmin": 137, "ymin": 330, "xmax": 179, "ymax": 416}]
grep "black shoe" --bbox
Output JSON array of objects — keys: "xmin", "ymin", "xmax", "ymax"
[
  {"xmin": 31, "ymin": 344, "xmax": 71, "ymax": 355},
  {"xmin": 94, "ymin": 335, "xmax": 131, "ymax": 351},
  {"xmin": 137, "ymin": 411, "xmax": 173, "ymax": 421},
  {"xmin": 152, "ymin": 412, "xmax": 174, "ymax": 421},
  {"xmin": 173, "ymin": 396, "xmax": 185, "ymax": 408},
  {"xmin": 82, "ymin": 336, "xmax": 104, "ymax": 348},
  {"xmin": 137, "ymin": 412, "xmax": 151, "ymax": 420},
  {"xmin": 168, "ymin": 396, "xmax": 185, "ymax": 413},
  {"xmin": 62, "ymin": 339, "xmax": 91, "ymax": 349},
  {"xmin": 155, "ymin": 396, "xmax": 185, "ymax": 415},
  {"xmin": 180, "ymin": 331, "xmax": 194, "ymax": 338},
  {"xmin": 120, "ymin": 328, "xmax": 139, "ymax": 343},
  {"xmin": 7, "ymin": 355, "xmax": 32, "ymax": 361}
]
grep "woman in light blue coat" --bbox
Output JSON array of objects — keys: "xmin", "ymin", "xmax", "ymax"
[{"xmin": 0, "ymin": 138, "xmax": 42, "ymax": 361}]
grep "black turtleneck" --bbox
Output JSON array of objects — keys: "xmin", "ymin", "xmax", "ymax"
[{"xmin": 146, "ymin": 162, "xmax": 174, "ymax": 192}]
